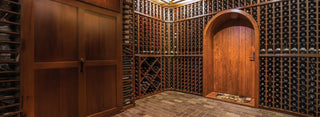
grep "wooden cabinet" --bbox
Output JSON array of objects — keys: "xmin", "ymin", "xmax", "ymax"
[{"xmin": 21, "ymin": 0, "xmax": 122, "ymax": 116}]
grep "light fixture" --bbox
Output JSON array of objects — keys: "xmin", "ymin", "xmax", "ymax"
[
  {"xmin": 158, "ymin": 0, "xmax": 198, "ymax": 5},
  {"xmin": 160, "ymin": 0, "xmax": 183, "ymax": 4}
]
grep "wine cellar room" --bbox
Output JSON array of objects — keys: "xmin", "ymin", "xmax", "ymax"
[{"xmin": 0, "ymin": 0, "xmax": 319, "ymax": 116}]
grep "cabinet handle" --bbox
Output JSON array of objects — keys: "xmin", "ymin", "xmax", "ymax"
[
  {"xmin": 80, "ymin": 58, "xmax": 85, "ymax": 73},
  {"xmin": 249, "ymin": 52, "xmax": 255, "ymax": 61}
]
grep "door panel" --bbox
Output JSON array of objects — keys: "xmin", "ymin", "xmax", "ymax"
[
  {"xmin": 213, "ymin": 19, "xmax": 255, "ymax": 98},
  {"xmin": 82, "ymin": 10, "xmax": 117, "ymax": 60},
  {"xmin": 35, "ymin": 68, "xmax": 79, "ymax": 117},
  {"xmin": 79, "ymin": 9, "xmax": 121, "ymax": 116},
  {"xmin": 85, "ymin": 66, "xmax": 117, "ymax": 115},
  {"xmin": 34, "ymin": 0, "xmax": 78, "ymax": 62}
]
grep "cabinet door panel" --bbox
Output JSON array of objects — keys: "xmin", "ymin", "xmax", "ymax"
[
  {"xmin": 35, "ymin": 68, "xmax": 79, "ymax": 117},
  {"xmin": 85, "ymin": 66, "xmax": 117, "ymax": 115},
  {"xmin": 34, "ymin": 1, "xmax": 78, "ymax": 62},
  {"xmin": 83, "ymin": 10, "xmax": 117, "ymax": 60}
]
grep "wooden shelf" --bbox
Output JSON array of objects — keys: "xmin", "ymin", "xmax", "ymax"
[
  {"xmin": 0, "ymin": 61, "xmax": 19, "ymax": 63},
  {"xmin": 0, "ymin": 96, "xmax": 19, "ymax": 101},
  {"xmin": 123, "ymin": 94, "xmax": 134, "ymax": 98},
  {"xmin": 134, "ymin": 11, "xmax": 164, "ymax": 21},
  {"xmin": 0, "ymin": 8, "xmax": 20, "ymax": 15},
  {"xmin": 0, "ymin": 103, "xmax": 20, "ymax": 110},
  {"xmin": 4, "ymin": 0, "xmax": 21, "ymax": 5},
  {"xmin": 0, "ymin": 50, "xmax": 19, "ymax": 54},
  {"xmin": 123, "ymin": 89, "xmax": 133, "ymax": 93},
  {"xmin": 0, "ymin": 87, "xmax": 19, "ymax": 92},
  {"xmin": 0, "ymin": 111, "xmax": 20, "ymax": 117},
  {"xmin": 123, "ymin": 84, "xmax": 133, "ymax": 88},
  {"xmin": 0, "ymin": 71, "xmax": 19, "ymax": 74},
  {"xmin": 0, "ymin": 79, "xmax": 19, "ymax": 83},
  {"xmin": 0, "ymin": 20, "xmax": 20, "ymax": 26},
  {"xmin": 0, "ymin": 30, "xmax": 20, "ymax": 35},
  {"xmin": 0, "ymin": 40, "xmax": 20, "ymax": 44}
]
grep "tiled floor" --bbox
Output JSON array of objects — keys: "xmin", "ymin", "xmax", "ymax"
[{"xmin": 114, "ymin": 91, "xmax": 296, "ymax": 117}]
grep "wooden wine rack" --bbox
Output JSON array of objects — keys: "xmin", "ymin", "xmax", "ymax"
[
  {"xmin": 259, "ymin": 57, "xmax": 319, "ymax": 116},
  {"xmin": 124, "ymin": 0, "xmax": 320, "ymax": 116},
  {"xmin": 162, "ymin": 57, "xmax": 203, "ymax": 95},
  {"xmin": 135, "ymin": 56, "xmax": 162, "ymax": 98},
  {"xmin": 122, "ymin": 0, "xmax": 135, "ymax": 109},
  {"xmin": 0, "ymin": 0, "xmax": 21, "ymax": 116}
]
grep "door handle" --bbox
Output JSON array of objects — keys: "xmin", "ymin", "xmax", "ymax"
[
  {"xmin": 249, "ymin": 52, "xmax": 255, "ymax": 61},
  {"xmin": 80, "ymin": 58, "xmax": 85, "ymax": 73}
]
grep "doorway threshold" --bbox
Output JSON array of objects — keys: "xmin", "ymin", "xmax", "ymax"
[{"xmin": 206, "ymin": 92, "xmax": 256, "ymax": 107}]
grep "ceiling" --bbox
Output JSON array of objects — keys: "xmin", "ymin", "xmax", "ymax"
[{"xmin": 154, "ymin": 0, "xmax": 200, "ymax": 6}]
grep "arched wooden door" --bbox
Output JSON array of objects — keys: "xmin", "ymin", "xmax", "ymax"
[
  {"xmin": 212, "ymin": 19, "xmax": 255, "ymax": 97},
  {"xmin": 203, "ymin": 9, "xmax": 259, "ymax": 107}
]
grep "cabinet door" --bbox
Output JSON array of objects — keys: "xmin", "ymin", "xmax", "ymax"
[
  {"xmin": 32, "ymin": 0, "xmax": 80, "ymax": 117},
  {"xmin": 78, "ymin": 9, "xmax": 122, "ymax": 117}
]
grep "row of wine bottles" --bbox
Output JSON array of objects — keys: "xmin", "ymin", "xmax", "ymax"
[
  {"xmin": 259, "ymin": 57, "xmax": 319, "ymax": 116},
  {"xmin": 133, "ymin": 0, "xmax": 266, "ymax": 22},
  {"xmin": 0, "ymin": 75, "xmax": 20, "ymax": 116},
  {"xmin": 133, "ymin": 2, "xmax": 261, "ymax": 56},
  {"xmin": 122, "ymin": 0, "xmax": 135, "ymax": 107},
  {"xmin": 163, "ymin": 57, "xmax": 203, "ymax": 94},
  {"xmin": 134, "ymin": 14, "xmax": 204, "ymax": 55},
  {"xmin": 175, "ymin": 0, "xmax": 258, "ymax": 21},
  {"xmin": 133, "ymin": 0, "xmax": 175, "ymax": 21},
  {"xmin": 162, "ymin": 19, "xmax": 204, "ymax": 55},
  {"xmin": 134, "ymin": 15, "xmax": 162, "ymax": 54},
  {"xmin": 260, "ymin": 1, "xmax": 319, "ymax": 54},
  {"xmin": 0, "ymin": 0, "xmax": 21, "ymax": 116},
  {"xmin": 243, "ymin": 7, "xmax": 257, "ymax": 21},
  {"xmin": 135, "ymin": 57, "xmax": 162, "ymax": 98},
  {"xmin": 134, "ymin": 0, "xmax": 163, "ymax": 20}
]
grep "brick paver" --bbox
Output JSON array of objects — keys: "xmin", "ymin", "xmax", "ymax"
[{"xmin": 114, "ymin": 91, "xmax": 296, "ymax": 117}]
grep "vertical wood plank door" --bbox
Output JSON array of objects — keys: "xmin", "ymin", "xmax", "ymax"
[
  {"xmin": 212, "ymin": 19, "xmax": 255, "ymax": 98},
  {"xmin": 32, "ymin": 0, "xmax": 80, "ymax": 116},
  {"xmin": 79, "ymin": 9, "xmax": 122, "ymax": 117}
]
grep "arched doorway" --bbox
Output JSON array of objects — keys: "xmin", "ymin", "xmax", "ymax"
[{"xmin": 203, "ymin": 9, "xmax": 259, "ymax": 107}]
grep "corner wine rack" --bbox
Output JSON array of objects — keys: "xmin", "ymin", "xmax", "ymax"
[
  {"xmin": 0, "ymin": 0, "xmax": 21, "ymax": 116},
  {"xmin": 123, "ymin": 0, "xmax": 320, "ymax": 116}
]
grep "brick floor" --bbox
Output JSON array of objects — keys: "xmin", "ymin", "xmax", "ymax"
[{"xmin": 113, "ymin": 91, "xmax": 296, "ymax": 117}]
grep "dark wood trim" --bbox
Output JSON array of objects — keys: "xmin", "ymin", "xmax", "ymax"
[{"xmin": 21, "ymin": 0, "xmax": 35, "ymax": 116}]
